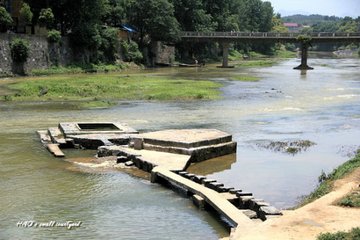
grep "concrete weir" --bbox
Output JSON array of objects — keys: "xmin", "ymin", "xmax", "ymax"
[{"xmin": 38, "ymin": 122, "xmax": 282, "ymax": 235}]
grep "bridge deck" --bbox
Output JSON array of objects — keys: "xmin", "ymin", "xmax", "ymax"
[{"xmin": 181, "ymin": 31, "xmax": 360, "ymax": 42}]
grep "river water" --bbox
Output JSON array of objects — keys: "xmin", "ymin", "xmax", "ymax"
[{"xmin": 1, "ymin": 58, "xmax": 359, "ymax": 239}]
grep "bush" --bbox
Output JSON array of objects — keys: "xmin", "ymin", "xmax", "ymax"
[
  {"xmin": 0, "ymin": 7, "xmax": 13, "ymax": 32},
  {"xmin": 38, "ymin": 8, "xmax": 54, "ymax": 28},
  {"xmin": 317, "ymin": 228, "xmax": 360, "ymax": 240},
  {"xmin": 99, "ymin": 27, "xmax": 119, "ymax": 63},
  {"xmin": 10, "ymin": 38, "xmax": 29, "ymax": 63},
  {"xmin": 47, "ymin": 30, "xmax": 61, "ymax": 43},
  {"xmin": 120, "ymin": 40, "xmax": 143, "ymax": 63},
  {"xmin": 19, "ymin": 3, "xmax": 33, "ymax": 25}
]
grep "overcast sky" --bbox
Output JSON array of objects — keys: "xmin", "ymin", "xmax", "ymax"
[{"xmin": 265, "ymin": 0, "xmax": 360, "ymax": 18}]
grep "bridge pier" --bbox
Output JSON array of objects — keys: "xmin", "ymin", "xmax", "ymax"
[
  {"xmin": 222, "ymin": 42, "xmax": 229, "ymax": 68},
  {"xmin": 294, "ymin": 43, "xmax": 313, "ymax": 70}
]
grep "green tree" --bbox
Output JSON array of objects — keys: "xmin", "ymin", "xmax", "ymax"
[
  {"xmin": 120, "ymin": 40, "xmax": 143, "ymax": 63},
  {"xmin": 171, "ymin": 0, "xmax": 215, "ymax": 31},
  {"xmin": 0, "ymin": 6, "xmax": 13, "ymax": 32},
  {"xmin": 127, "ymin": 0, "xmax": 180, "ymax": 44},
  {"xmin": 19, "ymin": 3, "xmax": 33, "ymax": 25},
  {"xmin": 38, "ymin": 8, "xmax": 54, "ymax": 29},
  {"xmin": 272, "ymin": 14, "xmax": 288, "ymax": 33},
  {"xmin": 68, "ymin": 0, "xmax": 109, "ymax": 63},
  {"xmin": 102, "ymin": 0, "xmax": 128, "ymax": 27},
  {"xmin": 99, "ymin": 27, "xmax": 120, "ymax": 62}
]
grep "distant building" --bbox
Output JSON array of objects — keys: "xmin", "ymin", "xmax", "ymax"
[{"xmin": 284, "ymin": 22, "xmax": 303, "ymax": 32}]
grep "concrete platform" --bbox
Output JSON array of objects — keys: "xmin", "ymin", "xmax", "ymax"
[
  {"xmin": 137, "ymin": 129, "xmax": 232, "ymax": 148},
  {"xmin": 59, "ymin": 122, "xmax": 138, "ymax": 137},
  {"xmin": 98, "ymin": 145, "xmax": 191, "ymax": 171}
]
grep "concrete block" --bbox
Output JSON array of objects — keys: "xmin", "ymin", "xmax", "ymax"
[
  {"xmin": 249, "ymin": 199, "xmax": 270, "ymax": 212},
  {"xmin": 134, "ymin": 138, "xmax": 143, "ymax": 150},
  {"xmin": 150, "ymin": 171, "xmax": 158, "ymax": 183},
  {"xmin": 192, "ymin": 194, "xmax": 205, "ymax": 210},
  {"xmin": 236, "ymin": 191, "xmax": 253, "ymax": 197},
  {"xmin": 202, "ymin": 178, "xmax": 217, "ymax": 185},
  {"xmin": 242, "ymin": 210, "xmax": 258, "ymax": 219},
  {"xmin": 229, "ymin": 189, "xmax": 242, "ymax": 194},
  {"xmin": 117, "ymin": 156, "xmax": 128, "ymax": 163},
  {"xmin": 238, "ymin": 196, "xmax": 254, "ymax": 209},
  {"xmin": 125, "ymin": 161, "xmax": 134, "ymax": 167},
  {"xmin": 192, "ymin": 175, "xmax": 206, "ymax": 184},
  {"xmin": 258, "ymin": 206, "xmax": 282, "ymax": 221}
]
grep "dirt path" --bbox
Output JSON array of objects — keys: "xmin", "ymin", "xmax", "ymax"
[{"xmin": 231, "ymin": 168, "xmax": 360, "ymax": 240}]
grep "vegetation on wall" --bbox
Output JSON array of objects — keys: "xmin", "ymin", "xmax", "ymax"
[{"xmin": 10, "ymin": 38, "xmax": 30, "ymax": 63}]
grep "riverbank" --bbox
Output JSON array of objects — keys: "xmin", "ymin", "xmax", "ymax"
[
  {"xmin": 231, "ymin": 152, "xmax": 360, "ymax": 240},
  {"xmin": 0, "ymin": 60, "xmax": 267, "ymax": 108}
]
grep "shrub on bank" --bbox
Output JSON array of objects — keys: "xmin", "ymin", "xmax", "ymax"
[
  {"xmin": 317, "ymin": 227, "xmax": 360, "ymax": 240},
  {"xmin": 47, "ymin": 30, "xmax": 61, "ymax": 43},
  {"xmin": 300, "ymin": 150, "xmax": 360, "ymax": 206},
  {"xmin": 10, "ymin": 38, "xmax": 29, "ymax": 63}
]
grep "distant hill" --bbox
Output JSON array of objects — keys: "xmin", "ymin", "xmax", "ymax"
[{"xmin": 282, "ymin": 14, "xmax": 342, "ymax": 26}]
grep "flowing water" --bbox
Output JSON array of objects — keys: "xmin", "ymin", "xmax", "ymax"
[{"xmin": 1, "ymin": 57, "xmax": 360, "ymax": 239}]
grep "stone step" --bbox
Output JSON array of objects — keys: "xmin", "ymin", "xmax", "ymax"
[
  {"xmin": 48, "ymin": 127, "xmax": 67, "ymax": 145},
  {"xmin": 47, "ymin": 144, "xmax": 65, "ymax": 157}
]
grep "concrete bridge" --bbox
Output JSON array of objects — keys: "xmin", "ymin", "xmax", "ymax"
[{"xmin": 181, "ymin": 31, "xmax": 360, "ymax": 69}]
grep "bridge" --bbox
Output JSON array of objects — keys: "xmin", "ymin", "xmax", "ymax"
[{"xmin": 181, "ymin": 32, "xmax": 360, "ymax": 69}]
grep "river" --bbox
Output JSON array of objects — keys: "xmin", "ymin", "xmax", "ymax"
[{"xmin": 1, "ymin": 58, "xmax": 359, "ymax": 239}]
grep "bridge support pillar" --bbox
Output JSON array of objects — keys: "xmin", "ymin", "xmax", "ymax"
[
  {"xmin": 222, "ymin": 42, "xmax": 229, "ymax": 68},
  {"xmin": 294, "ymin": 43, "xmax": 313, "ymax": 70}
]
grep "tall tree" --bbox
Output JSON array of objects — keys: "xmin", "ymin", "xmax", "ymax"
[
  {"xmin": 127, "ymin": 0, "xmax": 180, "ymax": 44},
  {"xmin": 171, "ymin": 0, "xmax": 215, "ymax": 32}
]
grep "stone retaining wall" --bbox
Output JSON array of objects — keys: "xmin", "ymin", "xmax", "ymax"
[{"xmin": 0, "ymin": 33, "xmax": 73, "ymax": 76}]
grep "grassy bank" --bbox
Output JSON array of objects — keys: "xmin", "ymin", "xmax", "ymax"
[
  {"xmin": 3, "ymin": 74, "xmax": 222, "ymax": 105},
  {"xmin": 30, "ymin": 63, "xmax": 134, "ymax": 76},
  {"xmin": 317, "ymin": 227, "xmax": 360, "ymax": 240},
  {"xmin": 300, "ymin": 150, "xmax": 360, "ymax": 207}
]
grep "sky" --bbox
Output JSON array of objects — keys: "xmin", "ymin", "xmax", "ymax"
[{"xmin": 265, "ymin": 0, "xmax": 360, "ymax": 18}]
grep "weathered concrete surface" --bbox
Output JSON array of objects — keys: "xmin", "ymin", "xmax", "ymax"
[
  {"xmin": 138, "ymin": 129, "xmax": 232, "ymax": 148},
  {"xmin": 152, "ymin": 166, "xmax": 254, "ymax": 228},
  {"xmin": 98, "ymin": 145, "xmax": 191, "ymax": 171},
  {"xmin": 59, "ymin": 122, "xmax": 138, "ymax": 137},
  {"xmin": 47, "ymin": 144, "xmax": 65, "ymax": 157}
]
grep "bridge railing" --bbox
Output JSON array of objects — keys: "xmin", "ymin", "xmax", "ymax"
[{"xmin": 181, "ymin": 31, "xmax": 360, "ymax": 38}]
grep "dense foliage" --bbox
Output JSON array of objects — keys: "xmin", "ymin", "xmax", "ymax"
[
  {"xmin": 10, "ymin": 38, "xmax": 30, "ymax": 63},
  {"xmin": 19, "ymin": 3, "xmax": 33, "ymax": 25},
  {"xmin": 38, "ymin": 8, "xmax": 54, "ymax": 28},
  {"xmin": 47, "ymin": 30, "xmax": 61, "ymax": 43},
  {"xmin": 0, "ymin": 6, "xmax": 13, "ymax": 32},
  {"xmin": 1, "ymin": 1, "xmax": 356, "ymax": 64}
]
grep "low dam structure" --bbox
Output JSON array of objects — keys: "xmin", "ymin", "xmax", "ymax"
[{"xmin": 37, "ymin": 122, "xmax": 282, "ymax": 235}]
